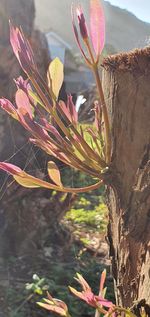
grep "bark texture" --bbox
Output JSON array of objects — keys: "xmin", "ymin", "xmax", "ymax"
[{"xmin": 102, "ymin": 48, "xmax": 150, "ymax": 307}]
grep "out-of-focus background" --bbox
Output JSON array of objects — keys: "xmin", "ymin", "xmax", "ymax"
[
  {"xmin": 35, "ymin": 0, "xmax": 150, "ymax": 92},
  {"xmin": 0, "ymin": 1, "xmax": 150, "ymax": 316}
]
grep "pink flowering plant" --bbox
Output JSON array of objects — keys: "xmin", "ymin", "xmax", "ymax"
[
  {"xmin": 0, "ymin": 1, "xmax": 148, "ymax": 316},
  {"xmin": 37, "ymin": 270, "xmax": 138, "ymax": 317},
  {"xmin": 0, "ymin": 0, "xmax": 111, "ymax": 193}
]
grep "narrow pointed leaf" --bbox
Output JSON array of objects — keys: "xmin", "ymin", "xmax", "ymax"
[
  {"xmin": 0, "ymin": 162, "xmax": 102, "ymax": 193},
  {"xmin": 47, "ymin": 161, "xmax": 63, "ymax": 187},
  {"xmin": 0, "ymin": 98, "xmax": 19, "ymax": 120},
  {"xmin": 90, "ymin": 0, "xmax": 105, "ymax": 56},
  {"xmin": 100, "ymin": 269, "xmax": 106, "ymax": 293},
  {"xmin": 14, "ymin": 175, "xmax": 43, "ymax": 188},
  {"xmin": 76, "ymin": 273, "xmax": 90, "ymax": 291},
  {"xmin": 69, "ymin": 286, "xmax": 85, "ymax": 301},
  {"xmin": 37, "ymin": 302, "xmax": 66, "ymax": 315},
  {"xmin": 0, "ymin": 162, "xmax": 22, "ymax": 175},
  {"xmin": 15, "ymin": 89, "xmax": 33, "ymax": 119},
  {"xmin": 43, "ymin": 299, "xmax": 54, "ymax": 305},
  {"xmin": 9, "ymin": 22, "xmax": 36, "ymax": 74},
  {"xmin": 47, "ymin": 58, "xmax": 64, "ymax": 100}
]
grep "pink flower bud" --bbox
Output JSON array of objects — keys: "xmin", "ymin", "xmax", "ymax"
[{"xmin": 76, "ymin": 7, "xmax": 89, "ymax": 40}]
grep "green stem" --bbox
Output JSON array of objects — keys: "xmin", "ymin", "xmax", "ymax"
[
  {"xmin": 30, "ymin": 75, "xmax": 105, "ymax": 170},
  {"xmin": 108, "ymin": 306, "xmax": 137, "ymax": 317},
  {"xmin": 84, "ymin": 40, "xmax": 111, "ymax": 165},
  {"xmin": 92, "ymin": 66, "xmax": 111, "ymax": 164},
  {"xmin": 11, "ymin": 294, "xmax": 33, "ymax": 317},
  {"xmin": 116, "ymin": 307, "xmax": 137, "ymax": 317}
]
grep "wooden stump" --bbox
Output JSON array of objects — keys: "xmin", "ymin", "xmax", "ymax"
[{"xmin": 102, "ymin": 48, "xmax": 150, "ymax": 307}]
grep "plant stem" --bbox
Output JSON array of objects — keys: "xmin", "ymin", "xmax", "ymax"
[
  {"xmin": 11, "ymin": 293, "xmax": 33, "ymax": 317},
  {"xmin": 92, "ymin": 65, "xmax": 111, "ymax": 164},
  {"xmin": 85, "ymin": 40, "xmax": 111, "ymax": 165},
  {"xmin": 117, "ymin": 307, "xmax": 137, "ymax": 317},
  {"xmin": 108, "ymin": 306, "xmax": 137, "ymax": 317}
]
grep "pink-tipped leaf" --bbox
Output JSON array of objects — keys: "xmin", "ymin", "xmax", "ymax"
[
  {"xmin": 0, "ymin": 98, "xmax": 19, "ymax": 120},
  {"xmin": 0, "ymin": 162, "xmax": 102, "ymax": 193},
  {"xmin": 15, "ymin": 89, "xmax": 33, "ymax": 119},
  {"xmin": 37, "ymin": 302, "xmax": 67, "ymax": 316},
  {"xmin": 100, "ymin": 269, "xmax": 106, "ymax": 294},
  {"xmin": 90, "ymin": 0, "xmax": 105, "ymax": 57},
  {"xmin": 9, "ymin": 22, "xmax": 36, "ymax": 74}
]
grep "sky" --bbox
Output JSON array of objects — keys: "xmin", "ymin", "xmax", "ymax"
[{"xmin": 108, "ymin": 0, "xmax": 150, "ymax": 23}]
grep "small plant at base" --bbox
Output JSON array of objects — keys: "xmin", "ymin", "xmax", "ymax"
[
  {"xmin": 37, "ymin": 270, "xmax": 139, "ymax": 317},
  {"xmin": 25, "ymin": 274, "xmax": 49, "ymax": 295}
]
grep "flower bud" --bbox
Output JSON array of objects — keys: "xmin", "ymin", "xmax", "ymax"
[{"xmin": 76, "ymin": 7, "xmax": 89, "ymax": 40}]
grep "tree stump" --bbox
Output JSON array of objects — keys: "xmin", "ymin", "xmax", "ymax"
[{"xmin": 102, "ymin": 48, "xmax": 150, "ymax": 307}]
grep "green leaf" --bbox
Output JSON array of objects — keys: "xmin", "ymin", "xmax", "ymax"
[
  {"xmin": 14, "ymin": 175, "xmax": 42, "ymax": 188},
  {"xmin": 47, "ymin": 57, "xmax": 64, "ymax": 100},
  {"xmin": 26, "ymin": 283, "xmax": 34, "ymax": 290},
  {"xmin": 47, "ymin": 161, "xmax": 63, "ymax": 187}
]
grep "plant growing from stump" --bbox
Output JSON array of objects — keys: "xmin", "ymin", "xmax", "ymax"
[{"xmin": 0, "ymin": 0, "xmax": 111, "ymax": 193}]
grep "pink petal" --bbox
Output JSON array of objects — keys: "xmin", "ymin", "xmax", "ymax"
[{"xmin": 90, "ymin": 0, "xmax": 105, "ymax": 56}]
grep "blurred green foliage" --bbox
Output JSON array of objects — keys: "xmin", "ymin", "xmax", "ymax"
[
  {"xmin": 25, "ymin": 256, "xmax": 115, "ymax": 317},
  {"xmin": 7, "ymin": 251, "xmax": 115, "ymax": 317},
  {"xmin": 65, "ymin": 196, "xmax": 107, "ymax": 232}
]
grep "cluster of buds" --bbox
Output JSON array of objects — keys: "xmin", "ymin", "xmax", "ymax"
[{"xmin": 0, "ymin": 0, "xmax": 111, "ymax": 193}]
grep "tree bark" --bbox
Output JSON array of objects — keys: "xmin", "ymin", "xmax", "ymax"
[{"xmin": 102, "ymin": 48, "xmax": 150, "ymax": 307}]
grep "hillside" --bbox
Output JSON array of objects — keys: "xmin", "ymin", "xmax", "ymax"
[{"xmin": 34, "ymin": 0, "xmax": 150, "ymax": 53}]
